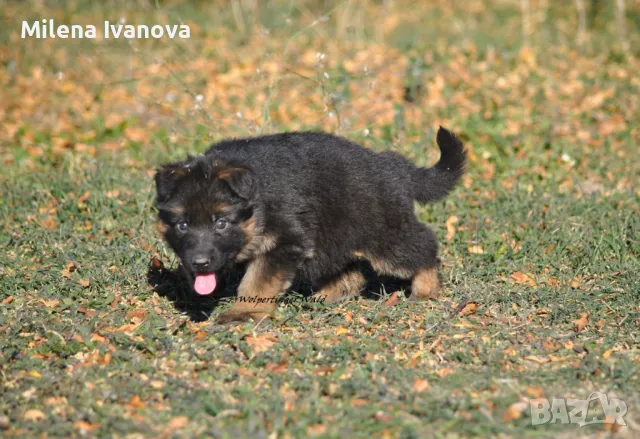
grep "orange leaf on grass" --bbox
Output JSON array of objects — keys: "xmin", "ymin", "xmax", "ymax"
[
  {"xmin": 351, "ymin": 398, "xmax": 369, "ymax": 407},
  {"xmin": 39, "ymin": 298, "xmax": 60, "ymax": 308},
  {"xmin": 23, "ymin": 409, "xmax": 46, "ymax": 422},
  {"xmin": 127, "ymin": 395, "xmax": 145, "ymax": 409},
  {"xmin": 312, "ymin": 366, "xmax": 334, "ymax": 376},
  {"xmin": 245, "ymin": 333, "xmax": 278, "ymax": 353},
  {"xmin": 166, "ymin": 416, "xmax": 189, "ymax": 430},
  {"xmin": 459, "ymin": 302, "xmax": 478, "ymax": 316},
  {"xmin": 411, "ymin": 379, "xmax": 429, "ymax": 393},
  {"xmin": 603, "ymin": 348, "xmax": 615, "ymax": 359},
  {"xmin": 445, "ymin": 215, "xmax": 459, "ymax": 241},
  {"xmin": 73, "ymin": 421, "xmax": 99, "ymax": 432},
  {"xmin": 91, "ymin": 333, "xmax": 107, "ymax": 343},
  {"xmin": 77, "ymin": 191, "xmax": 91, "ymax": 203},
  {"xmin": 374, "ymin": 411, "xmax": 393, "ymax": 422},
  {"xmin": 384, "ymin": 292, "xmax": 400, "ymax": 306},
  {"xmin": 307, "ymin": 424, "xmax": 326, "ymax": 436},
  {"xmin": 502, "ymin": 401, "xmax": 529, "ymax": 421},
  {"xmin": 510, "ymin": 271, "xmax": 537, "ymax": 287},
  {"xmin": 60, "ymin": 262, "xmax": 76, "ymax": 279},
  {"xmin": 573, "ymin": 313, "xmax": 589, "ymax": 332},
  {"xmin": 468, "ymin": 245, "xmax": 485, "ymax": 255},
  {"xmin": 265, "ymin": 361, "xmax": 288, "ymax": 373}
]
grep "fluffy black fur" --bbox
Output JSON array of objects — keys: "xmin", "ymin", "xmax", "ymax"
[{"xmin": 155, "ymin": 127, "xmax": 466, "ymax": 323}]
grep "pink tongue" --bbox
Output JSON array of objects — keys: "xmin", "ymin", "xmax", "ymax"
[{"xmin": 194, "ymin": 273, "xmax": 217, "ymax": 295}]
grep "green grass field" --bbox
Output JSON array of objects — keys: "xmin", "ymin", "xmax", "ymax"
[{"xmin": 1, "ymin": 0, "xmax": 639, "ymax": 437}]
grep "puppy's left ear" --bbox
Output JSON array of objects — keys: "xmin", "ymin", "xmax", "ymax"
[
  {"xmin": 154, "ymin": 163, "xmax": 185, "ymax": 203},
  {"xmin": 218, "ymin": 166, "xmax": 257, "ymax": 200}
]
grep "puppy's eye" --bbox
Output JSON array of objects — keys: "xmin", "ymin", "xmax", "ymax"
[
  {"xmin": 176, "ymin": 221, "xmax": 188, "ymax": 232},
  {"xmin": 215, "ymin": 219, "xmax": 227, "ymax": 230}
]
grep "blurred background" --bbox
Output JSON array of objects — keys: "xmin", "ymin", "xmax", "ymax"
[{"xmin": 1, "ymin": 0, "xmax": 638, "ymax": 163}]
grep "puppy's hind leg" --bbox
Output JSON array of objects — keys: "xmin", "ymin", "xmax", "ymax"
[
  {"xmin": 409, "ymin": 265, "xmax": 441, "ymax": 301},
  {"xmin": 366, "ymin": 223, "xmax": 442, "ymax": 301},
  {"xmin": 311, "ymin": 269, "xmax": 366, "ymax": 304}
]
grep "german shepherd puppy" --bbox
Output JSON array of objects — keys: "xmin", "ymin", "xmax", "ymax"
[{"xmin": 154, "ymin": 127, "xmax": 466, "ymax": 323}]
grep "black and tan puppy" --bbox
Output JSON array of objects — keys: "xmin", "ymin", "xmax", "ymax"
[{"xmin": 155, "ymin": 127, "xmax": 466, "ymax": 323}]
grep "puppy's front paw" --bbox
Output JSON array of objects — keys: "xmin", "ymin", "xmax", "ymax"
[{"xmin": 216, "ymin": 309, "xmax": 271, "ymax": 324}]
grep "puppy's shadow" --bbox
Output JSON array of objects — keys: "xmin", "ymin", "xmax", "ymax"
[
  {"xmin": 147, "ymin": 259, "xmax": 411, "ymax": 322},
  {"xmin": 146, "ymin": 260, "xmax": 242, "ymax": 322}
]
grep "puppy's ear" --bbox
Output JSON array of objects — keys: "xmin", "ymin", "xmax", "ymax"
[
  {"xmin": 154, "ymin": 163, "xmax": 186, "ymax": 203},
  {"xmin": 218, "ymin": 166, "xmax": 257, "ymax": 200}
]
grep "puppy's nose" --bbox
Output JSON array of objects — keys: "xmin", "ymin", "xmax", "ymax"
[{"xmin": 192, "ymin": 256, "xmax": 211, "ymax": 271}]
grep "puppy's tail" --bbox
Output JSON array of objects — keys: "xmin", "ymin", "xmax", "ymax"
[{"xmin": 412, "ymin": 127, "xmax": 466, "ymax": 203}]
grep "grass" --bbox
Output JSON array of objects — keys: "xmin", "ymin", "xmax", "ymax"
[{"xmin": 0, "ymin": 0, "xmax": 639, "ymax": 437}]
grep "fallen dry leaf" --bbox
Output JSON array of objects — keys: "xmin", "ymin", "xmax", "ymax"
[
  {"xmin": 167, "ymin": 416, "xmax": 189, "ymax": 430},
  {"xmin": 445, "ymin": 215, "xmax": 459, "ymax": 241},
  {"xmin": 60, "ymin": 262, "xmax": 76, "ymax": 279},
  {"xmin": 307, "ymin": 424, "xmax": 326, "ymax": 436},
  {"xmin": 23, "ymin": 409, "xmax": 45, "ymax": 422},
  {"xmin": 39, "ymin": 298, "xmax": 60, "ymax": 308},
  {"xmin": 384, "ymin": 292, "xmax": 400, "ymax": 306},
  {"xmin": 459, "ymin": 302, "xmax": 478, "ymax": 316},
  {"xmin": 524, "ymin": 386, "xmax": 544, "ymax": 399},
  {"xmin": 150, "ymin": 380, "xmax": 165, "ymax": 389},
  {"xmin": 91, "ymin": 333, "xmax": 107, "ymax": 343},
  {"xmin": 344, "ymin": 311, "xmax": 353, "ymax": 322},
  {"xmin": 245, "ymin": 333, "xmax": 278, "ymax": 353},
  {"xmin": 510, "ymin": 271, "xmax": 537, "ymax": 287},
  {"xmin": 73, "ymin": 421, "xmax": 99, "ymax": 431},
  {"xmin": 603, "ymin": 348, "xmax": 614, "ymax": 359},
  {"xmin": 374, "ymin": 411, "xmax": 393, "ymax": 422},
  {"xmin": 265, "ymin": 361, "xmax": 288, "ymax": 373},
  {"xmin": 502, "ymin": 401, "xmax": 529, "ymax": 421},
  {"xmin": 77, "ymin": 191, "xmax": 91, "ymax": 203},
  {"xmin": 128, "ymin": 394, "xmax": 145, "ymax": 409},
  {"xmin": 313, "ymin": 366, "xmax": 335, "ymax": 376},
  {"xmin": 411, "ymin": 378, "xmax": 429, "ymax": 393},
  {"xmin": 573, "ymin": 313, "xmax": 589, "ymax": 332},
  {"xmin": 468, "ymin": 245, "xmax": 485, "ymax": 255},
  {"xmin": 351, "ymin": 398, "xmax": 369, "ymax": 407}
]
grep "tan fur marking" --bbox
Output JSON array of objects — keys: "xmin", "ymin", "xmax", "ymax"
[
  {"xmin": 218, "ymin": 167, "xmax": 246, "ymax": 180},
  {"xmin": 240, "ymin": 215, "xmax": 256, "ymax": 241},
  {"xmin": 259, "ymin": 234, "xmax": 278, "ymax": 253},
  {"xmin": 354, "ymin": 251, "xmax": 414, "ymax": 278},
  {"xmin": 313, "ymin": 271, "xmax": 366, "ymax": 304},
  {"xmin": 166, "ymin": 205, "xmax": 184, "ymax": 215},
  {"xmin": 410, "ymin": 267, "xmax": 440, "ymax": 301},
  {"xmin": 217, "ymin": 256, "xmax": 290, "ymax": 322},
  {"xmin": 214, "ymin": 201, "xmax": 230, "ymax": 212},
  {"xmin": 236, "ymin": 216, "xmax": 277, "ymax": 262},
  {"xmin": 368, "ymin": 257, "xmax": 414, "ymax": 279}
]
